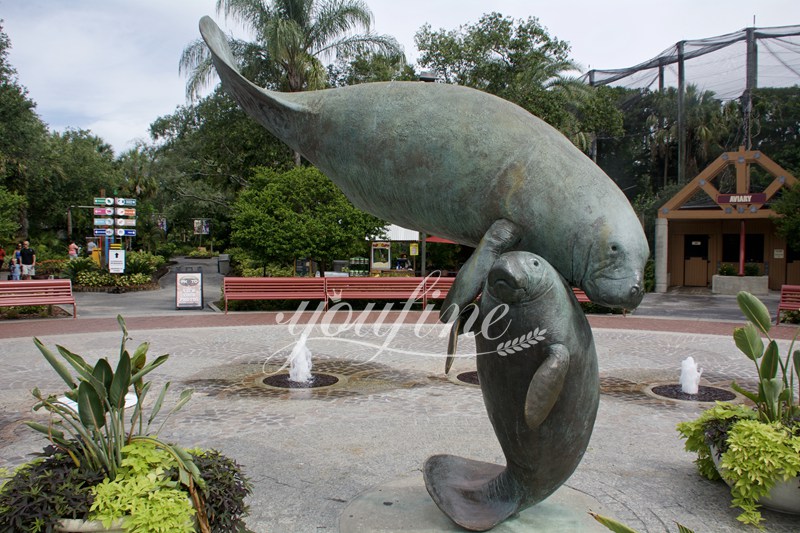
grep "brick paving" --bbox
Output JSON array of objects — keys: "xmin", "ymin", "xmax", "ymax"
[{"xmin": 1, "ymin": 259, "xmax": 798, "ymax": 532}]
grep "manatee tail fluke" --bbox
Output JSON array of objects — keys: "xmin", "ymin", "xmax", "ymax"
[
  {"xmin": 198, "ymin": 16, "xmax": 305, "ymax": 145},
  {"xmin": 423, "ymin": 454, "xmax": 521, "ymax": 532}
]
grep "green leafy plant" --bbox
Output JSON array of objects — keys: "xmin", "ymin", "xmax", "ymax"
[
  {"xmin": 677, "ymin": 291, "xmax": 800, "ymax": 527},
  {"xmin": 0, "ymin": 317, "xmax": 252, "ymax": 532},
  {"xmin": 63, "ymin": 256, "xmax": 101, "ymax": 281},
  {"xmin": 590, "ymin": 512, "xmax": 695, "ymax": 532},
  {"xmin": 718, "ymin": 263, "xmax": 737, "ymax": 276},
  {"xmin": 743, "ymin": 263, "xmax": 761, "ymax": 276},
  {"xmin": 0, "ymin": 450, "xmax": 105, "ymax": 532},
  {"xmin": 125, "ymin": 251, "xmax": 165, "ymax": 276},
  {"xmin": 730, "ymin": 291, "xmax": 799, "ymax": 424}
]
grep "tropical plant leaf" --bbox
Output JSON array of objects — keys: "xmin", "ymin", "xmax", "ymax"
[
  {"xmin": 131, "ymin": 354, "xmax": 169, "ymax": 383},
  {"xmin": 147, "ymin": 382, "xmax": 171, "ymax": 427},
  {"xmin": 733, "ymin": 324, "xmax": 763, "ymax": 361},
  {"xmin": 77, "ymin": 381, "xmax": 105, "ymax": 429},
  {"xmin": 33, "ymin": 338, "xmax": 76, "ymax": 390},
  {"xmin": 794, "ymin": 350, "xmax": 800, "ymax": 382},
  {"xmin": 588, "ymin": 511, "xmax": 639, "ymax": 533},
  {"xmin": 730, "ymin": 380, "xmax": 760, "ymax": 404},
  {"xmin": 737, "ymin": 291, "xmax": 772, "ymax": 335},
  {"xmin": 92, "ymin": 359, "xmax": 114, "ymax": 396},
  {"xmin": 109, "ymin": 352, "xmax": 131, "ymax": 408},
  {"xmin": 676, "ymin": 523, "xmax": 696, "ymax": 533},
  {"xmin": 760, "ymin": 341, "xmax": 780, "ymax": 379}
]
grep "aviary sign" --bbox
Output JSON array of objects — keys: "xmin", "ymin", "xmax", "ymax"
[{"xmin": 717, "ymin": 193, "xmax": 767, "ymax": 204}]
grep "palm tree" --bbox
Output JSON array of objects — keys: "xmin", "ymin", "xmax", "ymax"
[{"xmin": 180, "ymin": 0, "xmax": 402, "ymax": 98}]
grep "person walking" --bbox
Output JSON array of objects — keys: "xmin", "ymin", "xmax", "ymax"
[
  {"xmin": 19, "ymin": 240, "xmax": 35, "ymax": 280},
  {"xmin": 68, "ymin": 241, "xmax": 79, "ymax": 259}
]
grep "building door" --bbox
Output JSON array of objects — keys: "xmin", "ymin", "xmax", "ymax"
[{"xmin": 684, "ymin": 235, "xmax": 709, "ymax": 286}]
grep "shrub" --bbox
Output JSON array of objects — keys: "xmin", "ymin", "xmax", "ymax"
[
  {"xmin": 36, "ymin": 259, "xmax": 68, "ymax": 278},
  {"xmin": 744, "ymin": 263, "xmax": 760, "ymax": 276},
  {"xmin": 718, "ymin": 263, "xmax": 737, "ymax": 276},
  {"xmin": 126, "ymin": 251, "xmax": 165, "ymax": 276},
  {"xmin": 63, "ymin": 257, "xmax": 101, "ymax": 281}
]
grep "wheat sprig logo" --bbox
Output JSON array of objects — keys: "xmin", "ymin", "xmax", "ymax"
[{"xmin": 496, "ymin": 328, "xmax": 546, "ymax": 356}]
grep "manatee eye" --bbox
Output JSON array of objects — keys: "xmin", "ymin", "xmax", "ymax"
[
  {"xmin": 611, "ymin": 245, "xmax": 619, "ymax": 252},
  {"xmin": 533, "ymin": 260, "xmax": 540, "ymax": 267}
]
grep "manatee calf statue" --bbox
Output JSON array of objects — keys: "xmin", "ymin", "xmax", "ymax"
[
  {"xmin": 424, "ymin": 251, "xmax": 599, "ymax": 531},
  {"xmin": 198, "ymin": 17, "xmax": 649, "ymax": 320}
]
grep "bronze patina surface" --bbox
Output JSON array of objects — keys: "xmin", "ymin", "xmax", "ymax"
[
  {"xmin": 425, "ymin": 252, "xmax": 599, "ymax": 531},
  {"xmin": 198, "ymin": 17, "xmax": 649, "ymax": 314}
]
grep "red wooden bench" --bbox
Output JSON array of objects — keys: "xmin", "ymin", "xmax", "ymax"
[
  {"xmin": 326, "ymin": 277, "xmax": 428, "ymax": 306},
  {"xmin": 776, "ymin": 284, "xmax": 800, "ymax": 324},
  {"xmin": 222, "ymin": 277, "xmax": 326, "ymax": 313},
  {"xmin": 572, "ymin": 288, "xmax": 590, "ymax": 303},
  {"xmin": 0, "ymin": 279, "xmax": 76, "ymax": 319}
]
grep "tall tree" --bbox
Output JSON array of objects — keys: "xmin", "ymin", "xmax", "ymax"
[
  {"xmin": 180, "ymin": 0, "xmax": 402, "ymax": 97},
  {"xmin": 231, "ymin": 166, "xmax": 385, "ymax": 272},
  {"xmin": 414, "ymin": 12, "xmax": 621, "ymax": 151},
  {"xmin": 0, "ymin": 20, "xmax": 49, "ymax": 236}
]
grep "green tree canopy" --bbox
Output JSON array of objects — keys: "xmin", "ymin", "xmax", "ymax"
[
  {"xmin": 231, "ymin": 166, "xmax": 385, "ymax": 271},
  {"xmin": 414, "ymin": 12, "xmax": 622, "ymax": 150},
  {"xmin": 181, "ymin": 0, "xmax": 403, "ymax": 98},
  {"xmin": 772, "ymin": 183, "xmax": 800, "ymax": 252}
]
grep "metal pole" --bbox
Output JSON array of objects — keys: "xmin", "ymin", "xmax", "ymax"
[
  {"xmin": 677, "ymin": 41, "xmax": 686, "ymax": 184},
  {"xmin": 744, "ymin": 28, "xmax": 758, "ymax": 150},
  {"xmin": 739, "ymin": 220, "xmax": 746, "ymax": 276}
]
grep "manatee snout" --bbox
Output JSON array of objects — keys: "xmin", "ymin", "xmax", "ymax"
[{"xmin": 487, "ymin": 252, "xmax": 549, "ymax": 303}]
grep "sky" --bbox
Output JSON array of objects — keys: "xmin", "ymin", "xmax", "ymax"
[{"xmin": 2, "ymin": 0, "xmax": 799, "ymax": 155}]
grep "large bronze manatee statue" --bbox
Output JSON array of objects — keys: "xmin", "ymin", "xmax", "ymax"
[
  {"xmin": 198, "ymin": 17, "xmax": 649, "ymax": 318},
  {"xmin": 425, "ymin": 251, "xmax": 599, "ymax": 530}
]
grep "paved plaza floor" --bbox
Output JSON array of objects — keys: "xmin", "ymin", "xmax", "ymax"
[{"xmin": 1, "ymin": 258, "xmax": 798, "ymax": 532}]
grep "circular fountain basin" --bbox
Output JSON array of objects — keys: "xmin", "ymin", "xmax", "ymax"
[
  {"xmin": 646, "ymin": 383, "xmax": 736, "ymax": 403},
  {"xmin": 261, "ymin": 372, "xmax": 342, "ymax": 390}
]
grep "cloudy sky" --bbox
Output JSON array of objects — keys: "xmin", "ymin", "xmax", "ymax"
[{"xmin": 2, "ymin": 0, "xmax": 799, "ymax": 155}]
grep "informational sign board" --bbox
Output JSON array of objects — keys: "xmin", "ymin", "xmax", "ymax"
[
  {"xmin": 94, "ymin": 197, "xmax": 114, "ymax": 206},
  {"xmin": 409, "ymin": 243, "xmax": 419, "ymax": 256},
  {"xmin": 115, "ymin": 218, "xmax": 137, "ymax": 227},
  {"xmin": 94, "ymin": 218, "xmax": 114, "ymax": 226},
  {"xmin": 193, "ymin": 219, "xmax": 211, "ymax": 235},
  {"xmin": 176, "ymin": 271, "xmax": 204, "ymax": 309},
  {"xmin": 94, "ymin": 228, "xmax": 114, "ymax": 237},
  {"xmin": 116, "ymin": 229, "xmax": 137, "ymax": 237},
  {"xmin": 116, "ymin": 208, "xmax": 136, "ymax": 217},
  {"xmin": 115, "ymin": 197, "xmax": 137, "ymax": 206},
  {"xmin": 109, "ymin": 249, "xmax": 125, "ymax": 274},
  {"xmin": 94, "ymin": 207, "xmax": 114, "ymax": 216}
]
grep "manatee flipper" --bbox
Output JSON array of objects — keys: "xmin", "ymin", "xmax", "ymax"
[
  {"xmin": 445, "ymin": 303, "xmax": 481, "ymax": 374},
  {"xmin": 524, "ymin": 343, "xmax": 570, "ymax": 429},
  {"xmin": 424, "ymin": 454, "xmax": 519, "ymax": 532},
  {"xmin": 440, "ymin": 219, "xmax": 522, "ymax": 324}
]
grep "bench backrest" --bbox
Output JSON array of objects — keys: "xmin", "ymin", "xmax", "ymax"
[
  {"xmin": 0, "ymin": 279, "xmax": 74, "ymax": 299},
  {"xmin": 780, "ymin": 285, "xmax": 800, "ymax": 309},
  {"xmin": 223, "ymin": 277, "xmax": 326, "ymax": 296}
]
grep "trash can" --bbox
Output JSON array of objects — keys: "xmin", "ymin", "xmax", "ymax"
[{"xmin": 217, "ymin": 254, "xmax": 230, "ymax": 275}]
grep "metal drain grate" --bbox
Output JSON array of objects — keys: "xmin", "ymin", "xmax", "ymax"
[
  {"xmin": 262, "ymin": 373, "xmax": 339, "ymax": 389},
  {"xmin": 650, "ymin": 384, "xmax": 735, "ymax": 402}
]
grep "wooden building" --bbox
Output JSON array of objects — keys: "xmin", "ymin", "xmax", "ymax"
[{"xmin": 654, "ymin": 147, "xmax": 798, "ymax": 292}]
